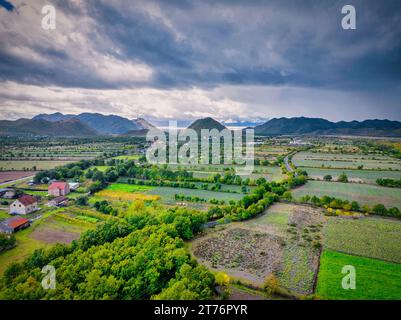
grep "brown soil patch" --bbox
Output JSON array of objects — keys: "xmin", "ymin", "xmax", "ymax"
[
  {"xmin": 31, "ymin": 228, "xmax": 80, "ymax": 244},
  {"xmin": 0, "ymin": 171, "xmax": 36, "ymax": 183},
  {"xmin": 194, "ymin": 228, "xmax": 285, "ymax": 284}
]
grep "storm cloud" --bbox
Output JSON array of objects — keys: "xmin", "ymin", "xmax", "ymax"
[{"xmin": 0, "ymin": 0, "xmax": 400, "ymax": 121}]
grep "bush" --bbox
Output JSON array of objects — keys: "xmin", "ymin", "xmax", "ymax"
[
  {"xmin": 76, "ymin": 196, "xmax": 88, "ymax": 206},
  {"xmin": 263, "ymin": 273, "xmax": 280, "ymax": 295},
  {"xmin": 323, "ymin": 175, "xmax": 332, "ymax": 181},
  {"xmin": 338, "ymin": 173, "xmax": 348, "ymax": 183}
]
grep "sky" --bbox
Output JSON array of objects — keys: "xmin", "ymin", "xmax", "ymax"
[{"xmin": 0, "ymin": 0, "xmax": 400, "ymax": 122}]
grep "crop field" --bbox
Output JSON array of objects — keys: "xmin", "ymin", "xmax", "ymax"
[
  {"xmin": 292, "ymin": 151, "xmax": 401, "ymax": 170},
  {"xmin": 304, "ymin": 167, "xmax": 401, "ymax": 184},
  {"xmin": 0, "ymin": 141, "xmax": 137, "ymax": 160},
  {"xmin": 0, "ymin": 160, "xmax": 75, "ymax": 171},
  {"xmin": 106, "ymin": 183, "xmax": 155, "ymax": 193},
  {"xmin": 188, "ymin": 166, "xmax": 284, "ymax": 182},
  {"xmin": 0, "ymin": 211, "xmax": 93, "ymax": 274},
  {"xmin": 292, "ymin": 181, "xmax": 401, "ymax": 209},
  {"xmin": 147, "ymin": 187, "xmax": 244, "ymax": 204},
  {"xmin": 95, "ymin": 189, "xmax": 160, "ymax": 202},
  {"xmin": 323, "ymin": 216, "xmax": 401, "ymax": 264},
  {"xmin": 0, "ymin": 171, "xmax": 36, "ymax": 184},
  {"xmin": 190, "ymin": 203, "xmax": 326, "ymax": 294},
  {"xmin": 112, "ymin": 155, "xmax": 140, "ymax": 160},
  {"xmin": 316, "ymin": 250, "xmax": 401, "ymax": 300}
]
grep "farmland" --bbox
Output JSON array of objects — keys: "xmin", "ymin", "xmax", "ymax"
[
  {"xmin": 1, "ymin": 135, "xmax": 401, "ymax": 300},
  {"xmin": 304, "ymin": 167, "xmax": 401, "ymax": 184},
  {"xmin": 0, "ymin": 171, "xmax": 36, "ymax": 184},
  {"xmin": 0, "ymin": 160, "xmax": 75, "ymax": 171},
  {"xmin": 316, "ymin": 250, "xmax": 401, "ymax": 300},
  {"xmin": 293, "ymin": 151, "xmax": 401, "ymax": 170},
  {"xmin": 323, "ymin": 216, "xmax": 401, "ymax": 264},
  {"xmin": 292, "ymin": 180, "xmax": 401, "ymax": 209},
  {"xmin": 0, "ymin": 208, "xmax": 95, "ymax": 274},
  {"xmin": 190, "ymin": 203, "xmax": 325, "ymax": 295}
]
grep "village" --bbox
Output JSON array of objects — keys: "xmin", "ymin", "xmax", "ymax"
[{"xmin": 0, "ymin": 180, "xmax": 79, "ymax": 235}]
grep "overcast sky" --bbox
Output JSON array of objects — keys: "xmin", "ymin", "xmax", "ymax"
[{"xmin": 0, "ymin": 0, "xmax": 400, "ymax": 122}]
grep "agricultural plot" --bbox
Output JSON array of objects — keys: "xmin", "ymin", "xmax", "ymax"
[
  {"xmin": 0, "ymin": 171, "xmax": 36, "ymax": 184},
  {"xmin": 292, "ymin": 181, "xmax": 401, "ymax": 209},
  {"xmin": 147, "ymin": 187, "xmax": 244, "ymax": 204},
  {"xmin": 190, "ymin": 203, "xmax": 326, "ymax": 294},
  {"xmin": 0, "ymin": 210, "xmax": 94, "ymax": 275},
  {"xmin": 316, "ymin": 250, "xmax": 401, "ymax": 300},
  {"xmin": 323, "ymin": 216, "xmax": 401, "ymax": 264},
  {"xmin": 0, "ymin": 160, "xmax": 75, "ymax": 171},
  {"xmin": 292, "ymin": 151, "xmax": 401, "ymax": 170},
  {"xmin": 189, "ymin": 166, "xmax": 284, "ymax": 182},
  {"xmin": 0, "ymin": 141, "xmax": 136, "ymax": 161},
  {"xmin": 305, "ymin": 167, "xmax": 401, "ymax": 184}
]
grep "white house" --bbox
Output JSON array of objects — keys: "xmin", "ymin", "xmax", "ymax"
[{"xmin": 9, "ymin": 195, "xmax": 38, "ymax": 215}]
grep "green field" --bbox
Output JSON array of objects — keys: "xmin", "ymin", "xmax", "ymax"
[
  {"xmin": 147, "ymin": 186, "xmax": 244, "ymax": 204},
  {"xmin": 293, "ymin": 180, "xmax": 401, "ymax": 209},
  {"xmin": 293, "ymin": 151, "xmax": 401, "ymax": 170},
  {"xmin": 0, "ymin": 160, "xmax": 75, "ymax": 171},
  {"xmin": 106, "ymin": 183, "xmax": 154, "ymax": 192},
  {"xmin": 316, "ymin": 250, "xmax": 401, "ymax": 300},
  {"xmin": 323, "ymin": 216, "xmax": 401, "ymax": 264},
  {"xmin": 305, "ymin": 167, "xmax": 401, "ymax": 184},
  {"xmin": 189, "ymin": 166, "xmax": 284, "ymax": 182},
  {"xmin": 112, "ymin": 155, "xmax": 140, "ymax": 160},
  {"xmin": 243, "ymin": 202, "xmax": 293, "ymax": 232}
]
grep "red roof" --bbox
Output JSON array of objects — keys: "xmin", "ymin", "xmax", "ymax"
[
  {"xmin": 17, "ymin": 194, "xmax": 37, "ymax": 206},
  {"xmin": 49, "ymin": 181, "xmax": 68, "ymax": 189},
  {"xmin": 7, "ymin": 216, "xmax": 29, "ymax": 229}
]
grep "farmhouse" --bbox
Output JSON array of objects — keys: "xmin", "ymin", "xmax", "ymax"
[
  {"xmin": 0, "ymin": 216, "xmax": 30, "ymax": 234},
  {"xmin": 48, "ymin": 181, "xmax": 70, "ymax": 197},
  {"xmin": 47, "ymin": 196, "xmax": 68, "ymax": 207},
  {"xmin": 9, "ymin": 195, "xmax": 38, "ymax": 215}
]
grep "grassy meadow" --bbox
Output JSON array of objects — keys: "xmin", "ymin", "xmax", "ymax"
[{"xmin": 292, "ymin": 180, "xmax": 401, "ymax": 209}]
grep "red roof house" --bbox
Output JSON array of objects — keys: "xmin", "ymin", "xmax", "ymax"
[
  {"xmin": 48, "ymin": 181, "xmax": 70, "ymax": 197},
  {"xmin": 0, "ymin": 216, "xmax": 30, "ymax": 234}
]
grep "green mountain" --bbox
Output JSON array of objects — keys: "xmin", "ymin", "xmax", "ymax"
[
  {"xmin": 187, "ymin": 117, "xmax": 227, "ymax": 133},
  {"xmin": 253, "ymin": 117, "xmax": 401, "ymax": 137},
  {"xmin": 0, "ymin": 118, "xmax": 98, "ymax": 137},
  {"xmin": 33, "ymin": 112, "xmax": 152, "ymax": 134}
]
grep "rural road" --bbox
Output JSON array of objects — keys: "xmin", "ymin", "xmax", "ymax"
[
  {"xmin": 0, "ymin": 175, "xmax": 35, "ymax": 187},
  {"xmin": 284, "ymin": 155, "xmax": 295, "ymax": 173}
]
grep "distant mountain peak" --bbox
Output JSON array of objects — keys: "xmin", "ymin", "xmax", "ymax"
[{"xmin": 187, "ymin": 117, "xmax": 227, "ymax": 132}]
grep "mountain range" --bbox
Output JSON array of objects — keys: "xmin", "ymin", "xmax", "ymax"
[
  {"xmin": 253, "ymin": 117, "xmax": 401, "ymax": 137},
  {"xmin": 33, "ymin": 112, "xmax": 155, "ymax": 134},
  {"xmin": 1, "ymin": 113, "xmax": 401, "ymax": 137},
  {"xmin": 0, "ymin": 118, "xmax": 98, "ymax": 137}
]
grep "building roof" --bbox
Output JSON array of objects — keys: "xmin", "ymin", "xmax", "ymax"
[
  {"xmin": 49, "ymin": 181, "xmax": 69, "ymax": 189},
  {"xmin": 51, "ymin": 196, "xmax": 67, "ymax": 203},
  {"xmin": 17, "ymin": 194, "xmax": 37, "ymax": 206},
  {"xmin": 2, "ymin": 216, "xmax": 29, "ymax": 229}
]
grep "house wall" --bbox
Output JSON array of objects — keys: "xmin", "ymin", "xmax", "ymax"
[
  {"xmin": 9, "ymin": 201, "xmax": 38, "ymax": 215},
  {"xmin": 9, "ymin": 200, "xmax": 27, "ymax": 214},
  {"xmin": 48, "ymin": 188, "xmax": 61, "ymax": 197},
  {"xmin": 49, "ymin": 185, "xmax": 70, "ymax": 196}
]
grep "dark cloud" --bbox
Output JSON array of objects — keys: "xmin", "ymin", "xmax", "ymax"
[{"xmin": 0, "ymin": 0, "xmax": 400, "ymax": 120}]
